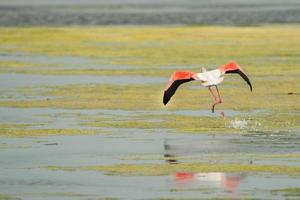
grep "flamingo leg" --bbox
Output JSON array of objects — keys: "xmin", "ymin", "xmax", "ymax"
[
  {"xmin": 208, "ymin": 85, "xmax": 223, "ymax": 113},
  {"xmin": 215, "ymin": 85, "xmax": 222, "ymax": 103},
  {"xmin": 208, "ymin": 86, "xmax": 217, "ymax": 112}
]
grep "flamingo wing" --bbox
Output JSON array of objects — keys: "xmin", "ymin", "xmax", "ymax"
[
  {"xmin": 163, "ymin": 71, "xmax": 195, "ymax": 105},
  {"xmin": 225, "ymin": 69, "xmax": 252, "ymax": 91},
  {"xmin": 219, "ymin": 61, "xmax": 252, "ymax": 91}
]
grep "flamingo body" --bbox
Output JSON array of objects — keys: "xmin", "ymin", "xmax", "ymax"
[{"xmin": 194, "ymin": 69, "xmax": 224, "ymax": 86}]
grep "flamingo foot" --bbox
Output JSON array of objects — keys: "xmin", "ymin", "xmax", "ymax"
[{"xmin": 211, "ymin": 100, "xmax": 222, "ymax": 113}]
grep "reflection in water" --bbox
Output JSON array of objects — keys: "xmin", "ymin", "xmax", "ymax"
[
  {"xmin": 164, "ymin": 140, "xmax": 178, "ymax": 164},
  {"xmin": 164, "ymin": 153, "xmax": 178, "ymax": 164},
  {"xmin": 164, "ymin": 139, "xmax": 246, "ymax": 193},
  {"xmin": 173, "ymin": 172, "xmax": 246, "ymax": 193}
]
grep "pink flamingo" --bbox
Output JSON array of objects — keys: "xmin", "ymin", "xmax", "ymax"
[{"xmin": 163, "ymin": 61, "xmax": 252, "ymax": 112}]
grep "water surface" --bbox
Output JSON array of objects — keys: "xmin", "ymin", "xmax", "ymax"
[
  {"xmin": 0, "ymin": 131, "xmax": 299, "ymax": 199},
  {"xmin": 0, "ymin": 73, "xmax": 165, "ymax": 89}
]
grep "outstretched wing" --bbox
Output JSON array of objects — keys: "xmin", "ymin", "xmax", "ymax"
[
  {"xmin": 225, "ymin": 69, "xmax": 252, "ymax": 91},
  {"xmin": 163, "ymin": 71, "xmax": 195, "ymax": 105},
  {"xmin": 220, "ymin": 61, "xmax": 252, "ymax": 91}
]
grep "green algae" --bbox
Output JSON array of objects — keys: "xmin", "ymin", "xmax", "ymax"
[
  {"xmin": 37, "ymin": 191, "xmax": 114, "ymax": 199},
  {"xmin": 1, "ymin": 83, "xmax": 298, "ymax": 134},
  {"xmin": 39, "ymin": 192, "xmax": 91, "ymax": 198},
  {"xmin": 0, "ymin": 143, "xmax": 31, "ymax": 149},
  {"xmin": 82, "ymin": 114, "xmax": 231, "ymax": 134},
  {"xmin": 0, "ymin": 123, "xmax": 101, "ymax": 137},
  {"xmin": 80, "ymin": 163, "xmax": 300, "ymax": 176},
  {"xmin": 0, "ymin": 194, "xmax": 20, "ymax": 200},
  {"xmin": 1, "ymin": 67, "xmax": 173, "ymax": 77},
  {"xmin": 0, "ymin": 26, "xmax": 300, "ymax": 87},
  {"xmin": 0, "ymin": 25, "xmax": 299, "ymax": 114},
  {"xmin": 1, "ymin": 26, "xmax": 300, "ymax": 69},
  {"xmin": 45, "ymin": 166, "xmax": 77, "ymax": 172},
  {"xmin": 0, "ymin": 60, "xmax": 63, "ymax": 74},
  {"xmin": 0, "ymin": 81, "xmax": 298, "ymax": 134},
  {"xmin": 0, "ymin": 123, "xmax": 31, "ymax": 129},
  {"xmin": 271, "ymin": 188, "xmax": 300, "ymax": 197},
  {"xmin": 0, "ymin": 128, "xmax": 99, "ymax": 137},
  {"xmin": 120, "ymin": 154, "xmax": 167, "ymax": 161},
  {"xmin": 0, "ymin": 25, "xmax": 299, "ymax": 135},
  {"xmin": 0, "ymin": 60, "xmax": 37, "ymax": 68},
  {"xmin": 0, "ymin": 84, "xmax": 164, "ymax": 110},
  {"xmin": 45, "ymin": 162, "xmax": 300, "ymax": 177},
  {"xmin": 0, "ymin": 81, "xmax": 298, "ymax": 111},
  {"xmin": 119, "ymin": 153, "xmax": 300, "ymax": 164},
  {"xmin": 0, "ymin": 25, "xmax": 299, "ymax": 200},
  {"xmin": 80, "ymin": 111, "xmax": 299, "ymax": 134},
  {"xmin": 268, "ymin": 153, "xmax": 300, "ymax": 159}
]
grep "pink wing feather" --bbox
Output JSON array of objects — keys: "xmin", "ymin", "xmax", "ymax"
[{"xmin": 163, "ymin": 71, "xmax": 195, "ymax": 105}]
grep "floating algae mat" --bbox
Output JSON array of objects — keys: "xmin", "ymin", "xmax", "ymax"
[{"xmin": 0, "ymin": 25, "xmax": 299, "ymax": 199}]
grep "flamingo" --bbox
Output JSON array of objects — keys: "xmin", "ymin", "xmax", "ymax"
[{"xmin": 163, "ymin": 61, "xmax": 252, "ymax": 112}]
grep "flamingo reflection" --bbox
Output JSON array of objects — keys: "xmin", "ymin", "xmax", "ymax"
[
  {"xmin": 174, "ymin": 172, "xmax": 245, "ymax": 193},
  {"xmin": 164, "ymin": 140, "xmax": 178, "ymax": 164},
  {"xmin": 164, "ymin": 139, "xmax": 246, "ymax": 193}
]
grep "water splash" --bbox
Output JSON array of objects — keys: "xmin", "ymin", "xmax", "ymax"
[
  {"xmin": 228, "ymin": 118, "xmax": 267, "ymax": 133},
  {"xmin": 228, "ymin": 118, "xmax": 248, "ymax": 130},
  {"xmin": 249, "ymin": 121, "xmax": 263, "ymax": 132}
]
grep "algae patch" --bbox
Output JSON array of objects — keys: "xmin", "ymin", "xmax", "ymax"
[
  {"xmin": 0, "ymin": 26, "xmax": 299, "ymax": 114},
  {"xmin": 0, "ymin": 25, "xmax": 299, "ymax": 135},
  {"xmin": 45, "ymin": 162, "xmax": 300, "ymax": 177},
  {"xmin": 271, "ymin": 188, "xmax": 300, "ymax": 198},
  {"xmin": 0, "ymin": 123, "xmax": 101, "ymax": 137},
  {"xmin": 1, "ymin": 26, "xmax": 300, "ymax": 69},
  {"xmin": 0, "ymin": 194, "xmax": 21, "ymax": 200}
]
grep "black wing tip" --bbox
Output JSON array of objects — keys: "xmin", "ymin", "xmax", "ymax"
[
  {"xmin": 163, "ymin": 91, "xmax": 169, "ymax": 105},
  {"xmin": 246, "ymin": 75, "xmax": 253, "ymax": 92},
  {"xmin": 162, "ymin": 78, "xmax": 194, "ymax": 105},
  {"xmin": 226, "ymin": 69, "xmax": 252, "ymax": 92}
]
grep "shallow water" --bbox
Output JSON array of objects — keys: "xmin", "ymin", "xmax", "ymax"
[
  {"xmin": 0, "ymin": 0, "xmax": 299, "ymax": 25},
  {"xmin": 0, "ymin": 24, "xmax": 299, "ymax": 199},
  {"xmin": 0, "ymin": 73, "xmax": 165, "ymax": 89},
  {"xmin": 0, "ymin": 52, "xmax": 136, "ymax": 70},
  {"xmin": 0, "ymin": 107, "xmax": 265, "ymax": 129},
  {"xmin": 0, "ymin": 70, "xmax": 299, "ymax": 199},
  {"xmin": 164, "ymin": 133, "xmax": 300, "ymax": 166},
  {"xmin": 0, "ymin": 131, "xmax": 299, "ymax": 199},
  {"xmin": 1, "ymin": 169, "xmax": 299, "ymax": 199},
  {"xmin": 0, "ymin": 52, "xmax": 92, "ymax": 66}
]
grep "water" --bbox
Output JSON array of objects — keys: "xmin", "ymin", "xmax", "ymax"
[
  {"xmin": 164, "ymin": 133, "xmax": 300, "ymax": 166},
  {"xmin": 0, "ymin": 73, "xmax": 165, "ymax": 89},
  {"xmin": 0, "ymin": 52, "xmax": 136, "ymax": 70},
  {"xmin": 0, "ymin": 107, "xmax": 265, "ymax": 129},
  {"xmin": 0, "ymin": 132, "xmax": 299, "ymax": 199},
  {"xmin": 0, "ymin": 68, "xmax": 299, "ymax": 199},
  {"xmin": 0, "ymin": 0, "xmax": 299, "ymax": 25},
  {"xmin": 0, "ymin": 19, "xmax": 299, "ymax": 198},
  {"xmin": 1, "ymin": 170, "xmax": 299, "ymax": 199}
]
